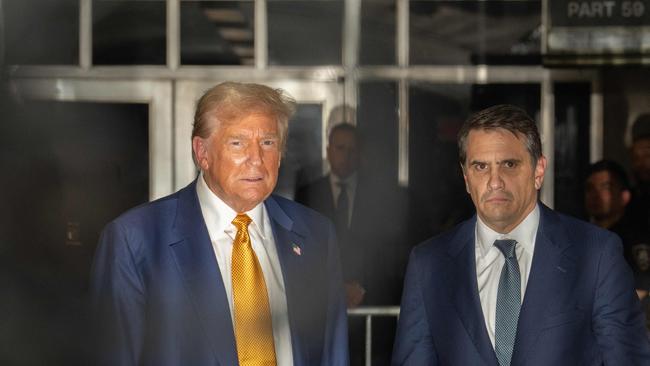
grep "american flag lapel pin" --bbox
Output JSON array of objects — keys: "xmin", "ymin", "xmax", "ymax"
[{"xmin": 291, "ymin": 243, "xmax": 302, "ymax": 256}]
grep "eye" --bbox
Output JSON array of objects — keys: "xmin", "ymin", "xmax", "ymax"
[
  {"xmin": 261, "ymin": 139, "xmax": 278, "ymax": 148},
  {"xmin": 503, "ymin": 161, "xmax": 517, "ymax": 168},
  {"xmin": 474, "ymin": 162, "xmax": 487, "ymax": 171},
  {"xmin": 229, "ymin": 140, "xmax": 243, "ymax": 147}
]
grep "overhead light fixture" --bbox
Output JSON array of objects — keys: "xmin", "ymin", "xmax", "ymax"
[
  {"xmin": 219, "ymin": 28, "xmax": 253, "ymax": 42},
  {"xmin": 204, "ymin": 8, "xmax": 245, "ymax": 23}
]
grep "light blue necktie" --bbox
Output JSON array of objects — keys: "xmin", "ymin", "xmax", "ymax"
[{"xmin": 494, "ymin": 239, "xmax": 521, "ymax": 366}]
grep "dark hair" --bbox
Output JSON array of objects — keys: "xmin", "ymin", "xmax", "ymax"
[
  {"xmin": 586, "ymin": 160, "xmax": 631, "ymax": 191},
  {"xmin": 632, "ymin": 113, "xmax": 650, "ymax": 142},
  {"xmin": 328, "ymin": 123, "xmax": 359, "ymax": 145},
  {"xmin": 457, "ymin": 104, "xmax": 542, "ymax": 166}
]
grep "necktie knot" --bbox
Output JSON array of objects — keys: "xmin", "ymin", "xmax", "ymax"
[
  {"xmin": 494, "ymin": 239, "xmax": 517, "ymax": 259},
  {"xmin": 232, "ymin": 214, "xmax": 252, "ymax": 231}
]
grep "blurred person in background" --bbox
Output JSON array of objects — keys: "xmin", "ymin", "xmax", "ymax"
[
  {"xmin": 296, "ymin": 119, "xmax": 409, "ymax": 366},
  {"xmin": 584, "ymin": 160, "xmax": 650, "ymax": 300}
]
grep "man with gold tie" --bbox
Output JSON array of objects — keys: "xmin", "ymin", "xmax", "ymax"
[{"xmin": 91, "ymin": 82, "xmax": 349, "ymax": 366}]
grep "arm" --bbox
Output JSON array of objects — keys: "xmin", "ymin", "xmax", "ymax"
[
  {"xmin": 90, "ymin": 220, "xmax": 146, "ymax": 366},
  {"xmin": 593, "ymin": 234, "xmax": 650, "ymax": 365},
  {"xmin": 392, "ymin": 249, "xmax": 437, "ymax": 366},
  {"xmin": 321, "ymin": 222, "xmax": 350, "ymax": 366}
]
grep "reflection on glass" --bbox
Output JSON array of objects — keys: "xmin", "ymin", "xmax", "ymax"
[
  {"xmin": 268, "ymin": 0, "xmax": 342, "ymax": 65},
  {"xmin": 275, "ymin": 104, "xmax": 323, "ymax": 199},
  {"xmin": 410, "ymin": 1, "xmax": 541, "ymax": 65},
  {"xmin": 358, "ymin": 82, "xmax": 399, "ymax": 184},
  {"xmin": 4, "ymin": 0, "xmax": 79, "ymax": 65},
  {"xmin": 408, "ymin": 83, "xmax": 540, "ymax": 241},
  {"xmin": 360, "ymin": 0, "xmax": 396, "ymax": 65},
  {"xmin": 181, "ymin": 1, "xmax": 255, "ymax": 65},
  {"xmin": 93, "ymin": 1, "xmax": 166, "ymax": 65},
  {"xmin": 554, "ymin": 83, "xmax": 591, "ymax": 218}
]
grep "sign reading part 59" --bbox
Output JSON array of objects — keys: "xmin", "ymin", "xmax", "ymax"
[{"xmin": 551, "ymin": 0, "xmax": 650, "ymax": 26}]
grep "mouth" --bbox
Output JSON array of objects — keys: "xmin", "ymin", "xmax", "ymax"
[
  {"xmin": 240, "ymin": 176, "xmax": 264, "ymax": 183},
  {"xmin": 482, "ymin": 193, "xmax": 512, "ymax": 204}
]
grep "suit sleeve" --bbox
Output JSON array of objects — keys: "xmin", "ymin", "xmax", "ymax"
[
  {"xmin": 320, "ymin": 221, "xmax": 350, "ymax": 366},
  {"xmin": 90, "ymin": 220, "xmax": 146, "ymax": 366},
  {"xmin": 392, "ymin": 248, "xmax": 437, "ymax": 366},
  {"xmin": 592, "ymin": 234, "xmax": 650, "ymax": 365}
]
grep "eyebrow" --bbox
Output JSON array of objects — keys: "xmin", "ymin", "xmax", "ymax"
[
  {"xmin": 468, "ymin": 158, "xmax": 523, "ymax": 165},
  {"xmin": 226, "ymin": 133, "xmax": 279, "ymax": 139},
  {"xmin": 498, "ymin": 159, "xmax": 522, "ymax": 165}
]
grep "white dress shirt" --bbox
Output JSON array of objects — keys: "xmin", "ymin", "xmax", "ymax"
[
  {"xmin": 196, "ymin": 173, "xmax": 293, "ymax": 365},
  {"xmin": 475, "ymin": 204, "xmax": 540, "ymax": 348},
  {"xmin": 329, "ymin": 173, "xmax": 357, "ymax": 226}
]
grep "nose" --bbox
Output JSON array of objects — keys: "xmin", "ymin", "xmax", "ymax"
[
  {"xmin": 487, "ymin": 167, "xmax": 504, "ymax": 191},
  {"xmin": 246, "ymin": 143, "xmax": 263, "ymax": 166}
]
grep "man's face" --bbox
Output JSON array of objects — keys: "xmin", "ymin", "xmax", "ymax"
[
  {"xmin": 193, "ymin": 112, "xmax": 281, "ymax": 213},
  {"xmin": 631, "ymin": 138, "xmax": 650, "ymax": 184},
  {"xmin": 585, "ymin": 171, "xmax": 630, "ymax": 222},
  {"xmin": 327, "ymin": 129, "xmax": 359, "ymax": 179},
  {"xmin": 462, "ymin": 128, "xmax": 546, "ymax": 233}
]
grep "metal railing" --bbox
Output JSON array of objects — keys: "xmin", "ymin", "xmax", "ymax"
[{"xmin": 347, "ymin": 306, "xmax": 400, "ymax": 366}]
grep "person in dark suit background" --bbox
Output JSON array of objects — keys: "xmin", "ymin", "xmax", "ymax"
[
  {"xmin": 296, "ymin": 122, "xmax": 409, "ymax": 366},
  {"xmin": 91, "ymin": 82, "xmax": 349, "ymax": 366},
  {"xmin": 393, "ymin": 104, "xmax": 650, "ymax": 365},
  {"xmin": 295, "ymin": 123, "xmax": 409, "ymax": 307}
]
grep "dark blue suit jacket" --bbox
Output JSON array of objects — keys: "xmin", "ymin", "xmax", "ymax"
[
  {"xmin": 393, "ymin": 204, "xmax": 650, "ymax": 365},
  {"xmin": 90, "ymin": 180, "xmax": 349, "ymax": 366}
]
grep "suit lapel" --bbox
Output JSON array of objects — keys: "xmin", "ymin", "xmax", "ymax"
[
  {"xmin": 322, "ymin": 176, "xmax": 336, "ymax": 219},
  {"xmin": 447, "ymin": 218, "xmax": 499, "ymax": 366},
  {"xmin": 265, "ymin": 197, "xmax": 310, "ymax": 366},
  {"xmin": 168, "ymin": 182, "xmax": 238, "ymax": 366},
  {"xmin": 511, "ymin": 205, "xmax": 577, "ymax": 365}
]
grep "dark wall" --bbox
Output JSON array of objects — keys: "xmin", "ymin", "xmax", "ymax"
[{"xmin": 0, "ymin": 93, "xmax": 149, "ymax": 365}]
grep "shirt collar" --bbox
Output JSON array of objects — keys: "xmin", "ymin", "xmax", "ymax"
[
  {"xmin": 330, "ymin": 172, "xmax": 357, "ymax": 187},
  {"xmin": 196, "ymin": 172, "xmax": 267, "ymax": 239},
  {"xmin": 476, "ymin": 203, "xmax": 540, "ymax": 258}
]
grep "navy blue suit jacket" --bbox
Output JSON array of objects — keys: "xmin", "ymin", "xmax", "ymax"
[
  {"xmin": 393, "ymin": 204, "xmax": 650, "ymax": 365},
  {"xmin": 90, "ymin": 180, "xmax": 349, "ymax": 366}
]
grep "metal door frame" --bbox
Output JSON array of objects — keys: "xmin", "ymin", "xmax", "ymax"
[{"xmin": 10, "ymin": 78, "xmax": 174, "ymax": 200}]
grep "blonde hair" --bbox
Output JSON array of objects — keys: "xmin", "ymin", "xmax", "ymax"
[{"xmin": 192, "ymin": 82, "xmax": 296, "ymax": 150}]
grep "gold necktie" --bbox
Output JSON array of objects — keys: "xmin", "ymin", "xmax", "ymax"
[{"xmin": 231, "ymin": 214, "xmax": 277, "ymax": 366}]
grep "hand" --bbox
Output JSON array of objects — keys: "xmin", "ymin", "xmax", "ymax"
[
  {"xmin": 345, "ymin": 281, "xmax": 366, "ymax": 308},
  {"xmin": 636, "ymin": 289, "xmax": 649, "ymax": 300}
]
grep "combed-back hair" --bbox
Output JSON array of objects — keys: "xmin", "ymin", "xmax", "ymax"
[
  {"xmin": 457, "ymin": 104, "xmax": 542, "ymax": 166},
  {"xmin": 192, "ymin": 82, "xmax": 296, "ymax": 151}
]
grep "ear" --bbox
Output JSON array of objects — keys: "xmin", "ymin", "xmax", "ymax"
[
  {"xmin": 460, "ymin": 162, "xmax": 470, "ymax": 193},
  {"xmin": 534, "ymin": 155, "xmax": 547, "ymax": 190},
  {"xmin": 192, "ymin": 136, "xmax": 210, "ymax": 170},
  {"xmin": 622, "ymin": 189, "xmax": 632, "ymax": 206}
]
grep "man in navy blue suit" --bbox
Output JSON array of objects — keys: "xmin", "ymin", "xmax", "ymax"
[
  {"xmin": 91, "ymin": 82, "xmax": 349, "ymax": 366},
  {"xmin": 393, "ymin": 104, "xmax": 650, "ymax": 365}
]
